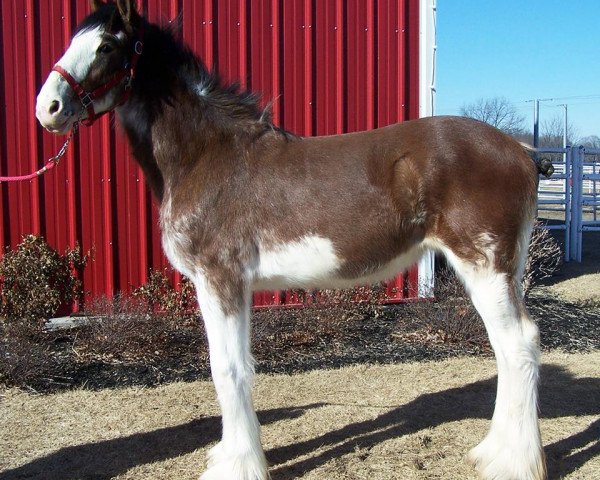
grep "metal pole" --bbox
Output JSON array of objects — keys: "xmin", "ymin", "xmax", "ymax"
[
  {"xmin": 533, "ymin": 99, "xmax": 539, "ymax": 148},
  {"xmin": 577, "ymin": 146, "xmax": 582, "ymax": 262},
  {"xmin": 560, "ymin": 103, "xmax": 568, "ymax": 182},
  {"xmin": 563, "ymin": 104, "xmax": 568, "ymax": 147},
  {"xmin": 595, "ymin": 161, "xmax": 598, "ymax": 222},
  {"xmin": 570, "ymin": 146, "xmax": 583, "ymax": 262}
]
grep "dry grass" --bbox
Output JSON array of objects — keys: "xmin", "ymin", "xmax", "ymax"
[
  {"xmin": 1, "ymin": 351, "xmax": 598, "ymax": 480},
  {"xmin": 541, "ymin": 230, "xmax": 600, "ymax": 305},
  {"xmin": 543, "ymin": 272, "xmax": 600, "ymax": 306}
]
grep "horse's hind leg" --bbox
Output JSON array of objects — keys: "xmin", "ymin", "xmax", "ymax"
[{"xmin": 439, "ymin": 237, "xmax": 546, "ymax": 480}]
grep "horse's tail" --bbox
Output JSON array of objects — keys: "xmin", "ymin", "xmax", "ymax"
[{"xmin": 520, "ymin": 142, "xmax": 555, "ymax": 178}]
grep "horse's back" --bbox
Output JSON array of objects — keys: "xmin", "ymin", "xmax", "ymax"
[{"xmin": 271, "ymin": 115, "xmax": 539, "ymax": 233}]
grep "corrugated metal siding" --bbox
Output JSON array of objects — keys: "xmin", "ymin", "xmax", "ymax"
[{"xmin": 0, "ymin": 0, "xmax": 421, "ymax": 310}]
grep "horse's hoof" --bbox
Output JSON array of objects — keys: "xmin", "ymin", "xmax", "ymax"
[
  {"xmin": 469, "ymin": 435, "xmax": 547, "ymax": 480},
  {"xmin": 206, "ymin": 441, "xmax": 225, "ymax": 468},
  {"xmin": 199, "ymin": 450, "xmax": 269, "ymax": 480}
]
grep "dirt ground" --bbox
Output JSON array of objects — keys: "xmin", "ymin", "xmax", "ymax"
[{"xmin": 1, "ymin": 351, "xmax": 598, "ymax": 480}]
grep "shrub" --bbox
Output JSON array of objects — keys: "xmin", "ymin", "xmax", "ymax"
[
  {"xmin": 74, "ymin": 272, "xmax": 201, "ymax": 364},
  {"xmin": 398, "ymin": 268, "xmax": 490, "ymax": 353},
  {"xmin": 0, "ymin": 319, "xmax": 63, "ymax": 389},
  {"xmin": 132, "ymin": 269, "xmax": 197, "ymax": 319},
  {"xmin": 75, "ymin": 294, "xmax": 203, "ymax": 364},
  {"xmin": 523, "ymin": 221, "xmax": 563, "ymax": 295},
  {"xmin": 0, "ymin": 235, "xmax": 88, "ymax": 328}
]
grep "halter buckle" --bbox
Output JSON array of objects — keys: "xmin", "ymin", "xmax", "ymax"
[
  {"xmin": 134, "ymin": 40, "xmax": 143, "ymax": 55},
  {"xmin": 80, "ymin": 92, "xmax": 94, "ymax": 109}
]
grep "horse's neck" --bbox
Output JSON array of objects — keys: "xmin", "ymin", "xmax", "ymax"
[
  {"xmin": 116, "ymin": 42, "xmax": 211, "ymax": 201},
  {"xmin": 117, "ymin": 98, "xmax": 166, "ymax": 201},
  {"xmin": 117, "ymin": 24, "xmax": 275, "ymax": 203},
  {"xmin": 119, "ymin": 85, "xmax": 251, "ymax": 198}
]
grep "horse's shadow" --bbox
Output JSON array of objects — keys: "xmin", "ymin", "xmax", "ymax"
[
  {"xmin": 269, "ymin": 363, "xmax": 600, "ymax": 480},
  {"xmin": 0, "ymin": 404, "xmax": 323, "ymax": 480},
  {"xmin": 1, "ymin": 364, "xmax": 597, "ymax": 480}
]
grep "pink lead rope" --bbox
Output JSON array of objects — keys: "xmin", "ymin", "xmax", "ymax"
[{"xmin": 0, "ymin": 121, "xmax": 79, "ymax": 183}]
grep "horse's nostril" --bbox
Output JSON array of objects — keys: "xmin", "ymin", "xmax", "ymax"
[{"xmin": 48, "ymin": 100, "xmax": 61, "ymax": 115}]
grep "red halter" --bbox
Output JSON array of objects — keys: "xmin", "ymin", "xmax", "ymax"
[{"xmin": 52, "ymin": 32, "xmax": 143, "ymax": 126}]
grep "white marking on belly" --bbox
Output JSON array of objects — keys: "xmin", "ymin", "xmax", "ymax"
[
  {"xmin": 252, "ymin": 234, "xmax": 425, "ymax": 291},
  {"xmin": 253, "ymin": 235, "xmax": 341, "ymax": 289}
]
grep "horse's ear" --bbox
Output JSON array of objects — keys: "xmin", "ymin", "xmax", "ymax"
[
  {"xmin": 116, "ymin": 0, "xmax": 138, "ymax": 28},
  {"xmin": 91, "ymin": 0, "xmax": 105, "ymax": 11}
]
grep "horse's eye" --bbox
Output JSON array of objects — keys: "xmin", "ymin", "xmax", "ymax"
[{"xmin": 98, "ymin": 43, "xmax": 114, "ymax": 54}]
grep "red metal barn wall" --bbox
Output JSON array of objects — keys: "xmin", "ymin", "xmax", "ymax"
[{"xmin": 0, "ymin": 0, "xmax": 421, "ymax": 310}]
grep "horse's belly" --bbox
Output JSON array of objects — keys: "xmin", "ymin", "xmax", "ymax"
[{"xmin": 252, "ymin": 234, "xmax": 424, "ymax": 291}]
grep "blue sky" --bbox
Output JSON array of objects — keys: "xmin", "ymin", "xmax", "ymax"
[{"xmin": 436, "ymin": 0, "xmax": 600, "ymax": 139}]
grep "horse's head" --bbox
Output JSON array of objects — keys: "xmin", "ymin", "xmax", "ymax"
[{"xmin": 36, "ymin": 0, "xmax": 142, "ymax": 134}]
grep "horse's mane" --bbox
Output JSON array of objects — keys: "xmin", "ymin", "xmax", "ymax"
[{"xmin": 82, "ymin": 3, "xmax": 287, "ymax": 137}]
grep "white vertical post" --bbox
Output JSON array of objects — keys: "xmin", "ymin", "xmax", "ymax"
[
  {"xmin": 417, "ymin": 0, "xmax": 436, "ymax": 297},
  {"xmin": 419, "ymin": 0, "xmax": 436, "ymax": 118},
  {"xmin": 564, "ymin": 147, "xmax": 572, "ymax": 262}
]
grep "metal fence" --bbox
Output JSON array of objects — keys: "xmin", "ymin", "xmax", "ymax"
[
  {"xmin": 581, "ymin": 147, "xmax": 600, "ymax": 232},
  {"xmin": 537, "ymin": 146, "xmax": 600, "ymax": 262}
]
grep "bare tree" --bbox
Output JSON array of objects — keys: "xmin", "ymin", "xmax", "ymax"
[
  {"xmin": 539, "ymin": 114, "xmax": 579, "ymax": 148},
  {"xmin": 460, "ymin": 96, "xmax": 526, "ymax": 136},
  {"xmin": 580, "ymin": 135, "xmax": 600, "ymax": 162},
  {"xmin": 580, "ymin": 135, "xmax": 600, "ymax": 149}
]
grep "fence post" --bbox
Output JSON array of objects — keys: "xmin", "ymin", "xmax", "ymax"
[
  {"xmin": 577, "ymin": 146, "xmax": 585, "ymax": 262},
  {"xmin": 569, "ymin": 146, "xmax": 583, "ymax": 262}
]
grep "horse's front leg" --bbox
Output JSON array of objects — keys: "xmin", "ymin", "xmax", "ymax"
[{"xmin": 194, "ymin": 273, "xmax": 268, "ymax": 480}]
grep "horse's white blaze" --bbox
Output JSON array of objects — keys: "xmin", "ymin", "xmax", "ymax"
[
  {"xmin": 56, "ymin": 26, "xmax": 104, "ymax": 82},
  {"xmin": 37, "ymin": 27, "xmax": 102, "ymax": 123},
  {"xmin": 36, "ymin": 26, "xmax": 119, "ymax": 131}
]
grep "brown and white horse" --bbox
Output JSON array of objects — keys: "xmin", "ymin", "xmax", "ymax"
[{"xmin": 36, "ymin": 1, "xmax": 550, "ymax": 479}]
